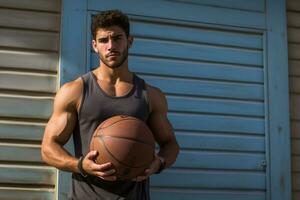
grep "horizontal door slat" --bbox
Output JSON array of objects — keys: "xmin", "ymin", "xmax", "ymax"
[
  {"xmin": 292, "ymin": 173, "xmax": 300, "ymax": 189},
  {"xmin": 290, "ymin": 77, "xmax": 300, "ymax": 93},
  {"xmin": 289, "ymin": 44, "xmax": 300, "ymax": 59},
  {"xmin": 0, "ymin": 96, "xmax": 53, "ymax": 119},
  {"xmin": 174, "ymin": 150, "xmax": 265, "ymax": 170},
  {"xmin": 292, "ymin": 140, "xmax": 300, "ymax": 155},
  {"xmin": 141, "ymin": 75, "xmax": 264, "ymax": 100},
  {"xmin": 289, "ymin": 60, "xmax": 300, "ymax": 76},
  {"xmin": 169, "ymin": 113, "xmax": 264, "ymax": 134},
  {"xmin": 288, "ymin": 27, "xmax": 300, "ymax": 43},
  {"xmin": 0, "ymin": 188, "xmax": 54, "ymax": 200},
  {"xmin": 0, "ymin": 165, "xmax": 56, "ymax": 185},
  {"xmin": 0, "ymin": 49, "xmax": 58, "ymax": 71},
  {"xmin": 131, "ymin": 38, "xmax": 262, "ymax": 66},
  {"xmin": 290, "ymin": 94, "xmax": 300, "ymax": 120},
  {"xmin": 92, "ymin": 54, "xmax": 264, "ymax": 83},
  {"xmin": 167, "ymin": 95, "xmax": 264, "ymax": 117},
  {"xmin": 0, "ymin": 122, "xmax": 45, "ymax": 141},
  {"xmin": 131, "ymin": 20, "xmax": 262, "ymax": 49},
  {"xmin": 0, "ymin": 72, "xmax": 57, "ymax": 93},
  {"xmin": 287, "ymin": 11, "xmax": 300, "ymax": 27},
  {"xmin": 0, "ymin": 144, "xmax": 42, "ymax": 163},
  {"xmin": 0, "ymin": 0, "xmax": 61, "ymax": 12},
  {"xmin": 289, "ymin": 77, "xmax": 300, "ymax": 93},
  {"xmin": 176, "ymin": 132, "xmax": 265, "ymax": 152},
  {"xmin": 291, "ymin": 121, "xmax": 300, "ymax": 139},
  {"xmin": 88, "ymin": 0, "xmax": 265, "ymax": 29},
  {"xmin": 0, "ymin": 28, "xmax": 59, "ymax": 51},
  {"xmin": 287, "ymin": 0, "xmax": 300, "ymax": 12},
  {"xmin": 169, "ymin": 0, "xmax": 265, "ymax": 12},
  {"xmin": 150, "ymin": 189, "xmax": 265, "ymax": 200},
  {"xmin": 0, "ymin": 8, "xmax": 60, "ymax": 31},
  {"xmin": 292, "ymin": 156, "xmax": 300, "ymax": 171},
  {"xmin": 151, "ymin": 169, "xmax": 265, "ymax": 189}
]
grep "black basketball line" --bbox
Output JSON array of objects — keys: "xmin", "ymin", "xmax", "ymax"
[
  {"xmin": 94, "ymin": 135, "xmax": 155, "ymax": 147},
  {"xmin": 98, "ymin": 136, "xmax": 153, "ymax": 169},
  {"xmin": 98, "ymin": 117, "xmax": 151, "ymax": 136}
]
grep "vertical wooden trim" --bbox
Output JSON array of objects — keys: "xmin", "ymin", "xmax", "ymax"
[
  {"xmin": 263, "ymin": 32, "xmax": 271, "ymax": 200},
  {"xmin": 58, "ymin": 0, "xmax": 87, "ymax": 200},
  {"xmin": 60, "ymin": 0, "xmax": 88, "ymax": 84},
  {"xmin": 266, "ymin": 0, "xmax": 291, "ymax": 199}
]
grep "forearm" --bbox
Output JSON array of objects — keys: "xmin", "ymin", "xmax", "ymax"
[
  {"xmin": 41, "ymin": 140, "xmax": 79, "ymax": 173},
  {"xmin": 158, "ymin": 140, "xmax": 179, "ymax": 168}
]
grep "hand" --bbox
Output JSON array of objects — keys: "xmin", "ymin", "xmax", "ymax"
[
  {"xmin": 81, "ymin": 150, "xmax": 117, "ymax": 181},
  {"xmin": 132, "ymin": 154, "xmax": 161, "ymax": 182}
]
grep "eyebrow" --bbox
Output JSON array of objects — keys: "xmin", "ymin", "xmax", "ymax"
[{"xmin": 98, "ymin": 34, "xmax": 123, "ymax": 40}]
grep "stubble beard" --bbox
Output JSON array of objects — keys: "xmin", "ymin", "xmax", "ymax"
[{"xmin": 99, "ymin": 47, "xmax": 129, "ymax": 69}]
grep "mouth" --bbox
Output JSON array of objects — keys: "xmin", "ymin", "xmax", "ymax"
[{"xmin": 106, "ymin": 52, "xmax": 120, "ymax": 58}]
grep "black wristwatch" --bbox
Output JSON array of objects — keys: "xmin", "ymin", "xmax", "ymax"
[{"xmin": 156, "ymin": 156, "xmax": 166, "ymax": 174}]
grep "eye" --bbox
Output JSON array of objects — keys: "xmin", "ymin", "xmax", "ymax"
[
  {"xmin": 113, "ymin": 35, "xmax": 122, "ymax": 41},
  {"xmin": 98, "ymin": 38, "xmax": 108, "ymax": 43}
]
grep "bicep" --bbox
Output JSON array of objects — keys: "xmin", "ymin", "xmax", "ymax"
[
  {"xmin": 148, "ymin": 112, "xmax": 175, "ymax": 145},
  {"xmin": 42, "ymin": 84, "xmax": 79, "ymax": 146},
  {"xmin": 43, "ymin": 110, "xmax": 76, "ymax": 145},
  {"xmin": 147, "ymin": 88, "xmax": 175, "ymax": 145}
]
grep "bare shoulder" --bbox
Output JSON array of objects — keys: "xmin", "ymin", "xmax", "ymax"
[
  {"xmin": 54, "ymin": 78, "xmax": 83, "ymax": 112},
  {"xmin": 145, "ymin": 84, "xmax": 168, "ymax": 113}
]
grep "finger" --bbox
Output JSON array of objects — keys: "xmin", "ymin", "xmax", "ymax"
[
  {"xmin": 98, "ymin": 169, "xmax": 116, "ymax": 177},
  {"xmin": 89, "ymin": 161, "xmax": 113, "ymax": 170},
  {"xmin": 92, "ymin": 166, "xmax": 116, "ymax": 177},
  {"xmin": 86, "ymin": 150, "xmax": 98, "ymax": 160}
]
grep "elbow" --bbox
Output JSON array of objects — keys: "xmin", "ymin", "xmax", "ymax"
[
  {"xmin": 41, "ymin": 141, "xmax": 51, "ymax": 164},
  {"xmin": 41, "ymin": 145, "xmax": 47, "ymax": 163}
]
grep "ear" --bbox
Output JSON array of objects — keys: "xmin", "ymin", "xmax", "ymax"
[
  {"xmin": 128, "ymin": 36, "xmax": 134, "ymax": 48},
  {"xmin": 92, "ymin": 40, "xmax": 98, "ymax": 53}
]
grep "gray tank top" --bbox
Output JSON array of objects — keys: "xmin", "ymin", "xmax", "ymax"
[{"xmin": 69, "ymin": 71, "xmax": 151, "ymax": 200}]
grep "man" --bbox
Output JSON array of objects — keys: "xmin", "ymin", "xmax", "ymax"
[{"xmin": 41, "ymin": 10, "xmax": 179, "ymax": 200}]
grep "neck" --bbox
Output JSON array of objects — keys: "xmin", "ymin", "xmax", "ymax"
[{"xmin": 95, "ymin": 62, "xmax": 133, "ymax": 84}]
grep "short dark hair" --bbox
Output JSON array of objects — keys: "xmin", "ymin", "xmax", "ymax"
[{"xmin": 91, "ymin": 10, "xmax": 130, "ymax": 40}]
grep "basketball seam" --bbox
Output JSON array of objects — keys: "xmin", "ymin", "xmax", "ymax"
[
  {"xmin": 99, "ymin": 117, "xmax": 151, "ymax": 135},
  {"xmin": 98, "ymin": 136, "xmax": 153, "ymax": 169},
  {"xmin": 95, "ymin": 135, "xmax": 155, "ymax": 147}
]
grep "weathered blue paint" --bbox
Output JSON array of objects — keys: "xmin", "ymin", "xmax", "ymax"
[
  {"xmin": 93, "ymin": 54, "xmax": 264, "ymax": 83},
  {"xmin": 150, "ymin": 190, "xmax": 266, "ymax": 200},
  {"xmin": 266, "ymin": 0, "xmax": 291, "ymax": 200},
  {"xmin": 59, "ymin": 0, "xmax": 88, "ymax": 199},
  {"xmin": 169, "ymin": 0, "xmax": 265, "ymax": 12},
  {"xmin": 59, "ymin": 0, "xmax": 292, "ymax": 199},
  {"xmin": 60, "ymin": 0, "xmax": 87, "ymax": 84},
  {"xmin": 151, "ymin": 169, "xmax": 265, "ymax": 189},
  {"xmin": 87, "ymin": 0, "xmax": 266, "ymax": 29}
]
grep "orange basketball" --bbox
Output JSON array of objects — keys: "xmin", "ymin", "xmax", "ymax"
[{"xmin": 90, "ymin": 115, "xmax": 155, "ymax": 180}]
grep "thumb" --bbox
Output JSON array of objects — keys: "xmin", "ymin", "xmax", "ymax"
[{"xmin": 86, "ymin": 150, "xmax": 98, "ymax": 160}]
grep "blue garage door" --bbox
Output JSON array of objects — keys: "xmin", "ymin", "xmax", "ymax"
[
  {"xmin": 60, "ymin": 0, "xmax": 291, "ymax": 200},
  {"xmin": 88, "ymin": 1, "xmax": 265, "ymax": 200}
]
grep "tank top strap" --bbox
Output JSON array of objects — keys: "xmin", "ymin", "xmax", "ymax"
[{"xmin": 133, "ymin": 74, "xmax": 149, "ymax": 105}]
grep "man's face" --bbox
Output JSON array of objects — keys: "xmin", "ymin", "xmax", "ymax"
[{"xmin": 92, "ymin": 26, "xmax": 132, "ymax": 69}]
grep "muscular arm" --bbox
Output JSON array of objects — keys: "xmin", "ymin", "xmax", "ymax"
[
  {"xmin": 147, "ymin": 85, "xmax": 179, "ymax": 168},
  {"xmin": 134, "ymin": 85, "xmax": 179, "ymax": 181},
  {"xmin": 42, "ymin": 79, "xmax": 116, "ymax": 180},
  {"xmin": 41, "ymin": 79, "xmax": 82, "ymax": 173}
]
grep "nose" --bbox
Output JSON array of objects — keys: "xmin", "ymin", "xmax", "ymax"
[{"xmin": 107, "ymin": 38, "xmax": 116, "ymax": 51}]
